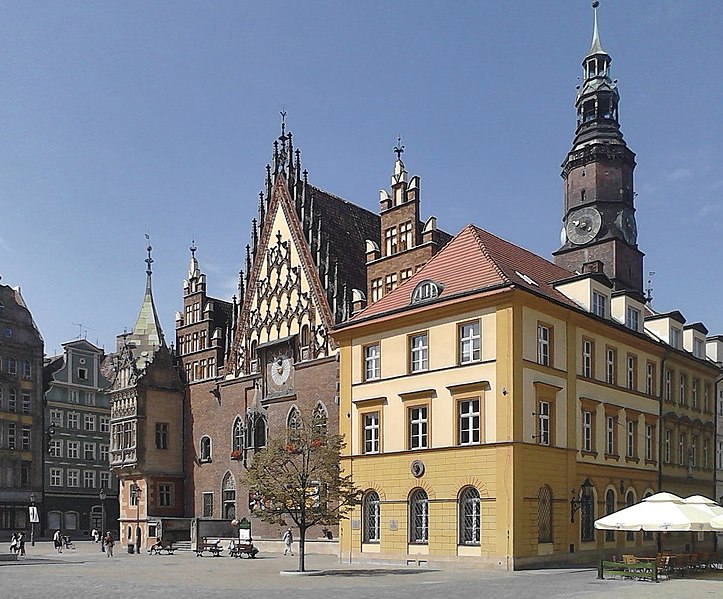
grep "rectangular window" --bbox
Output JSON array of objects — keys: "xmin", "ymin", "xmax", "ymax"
[
  {"xmin": 364, "ymin": 344, "xmax": 380, "ymax": 381},
  {"xmin": 50, "ymin": 410, "xmax": 63, "ymax": 427},
  {"xmin": 670, "ymin": 327, "xmax": 681, "ymax": 349},
  {"xmin": 692, "ymin": 379, "xmax": 698, "ymax": 410},
  {"xmin": 21, "ymin": 426, "xmax": 31, "ymax": 451},
  {"xmin": 605, "ymin": 348, "xmax": 616, "ymax": 385},
  {"xmin": 626, "ymin": 355, "xmax": 637, "ymax": 390},
  {"xmin": 645, "ymin": 424, "xmax": 654, "ymax": 461},
  {"xmin": 8, "ymin": 423, "xmax": 15, "ymax": 450},
  {"xmin": 68, "ymin": 412, "xmax": 80, "ymax": 429},
  {"xmin": 100, "ymin": 471, "xmax": 111, "ymax": 489},
  {"xmin": 704, "ymin": 384, "xmax": 711, "ymax": 413},
  {"xmin": 67, "ymin": 469, "xmax": 80, "ymax": 488},
  {"xmin": 50, "ymin": 439, "xmax": 63, "ymax": 458},
  {"xmin": 100, "ymin": 444, "xmax": 109, "ymax": 462},
  {"xmin": 100, "ymin": 416, "xmax": 110, "ymax": 433},
  {"xmin": 606, "ymin": 416, "xmax": 616, "ymax": 455},
  {"xmin": 538, "ymin": 401, "xmax": 551, "ymax": 446},
  {"xmin": 384, "ymin": 273, "xmax": 397, "ymax": 294},
  {"xmin": 458, "ymin": 399, "xmax": 480, "ymax": 445},
  {"xmin": 68, "ymin": 389, "xmax": 79, "ymax": 403},
  {"xmin": 363, "ymin": 412, "xmax": 380, "ymax": 454},
  {"xmin": 703, "ymin": 438, "xmax": 709, "ymax": 469},
  {"xmin": 626, "ymin": 307, "xmax": 640, "ymax": 331},
  {"xmin": 408, "ymin": 405, "xmax": 428, "ymax": 450},
  {"xmin": 399, "ymin": 221, "xmax": 413, "ymax": 251},
  {"xmin": 193, "ymin": 302, "xmax": 200, "ymax": 324},
  {"xmin": 50, "ymin": 468, "xmax": 63, "ymax": 487},
  {"xmin": 67, "ymin": 441, "xmax": 80, "ymax": 459},
  {"xmin": 459, "ymin": 321, "xmax": 480, "ymax": 364},
  {"xmin": 84, "ymin": 414, "xmax": 95, "ymax": 431},
  {"xmin": 582, "ymin": 339, "xmax": 594, "ymax": 378},
  {"xmin": 582, "ymin": 411, "xmax": 592, "ymax": 452},
  {"xmin": 8, "ymin": 389, "xmax": 16, "ymax": 412},
  {"xmin": 626, "ymin": 420, "xmax": 636, "ymax": 458},
  {"xmin": 537, "ymin": 324, "xmax": 551, "ymax": 367},
  {"xmin": 384, "ymin": 227, "xmax": 398, "ymax": 256},
  {"xmin": 646, "ymin": 362, "xmax": 656, "ymax": 396},
  {"xmin": 158, "ymin": 483, "xmax": 172, "ymax": 507},
  {"xmin": 371, "ymin": 278, "xmax": 383, "ymax": 302},
  {"xmin": 409, "ymin": 333, "xmax": 428, "ymax": 373},
  {"xmin": 21, "ymin": 392, "xmax": 31, "ymax": 414},
  {"xmin": 679, "ymin": 375, "xmax": 687, "ymax": 406},
  {"xmin": 155, "ymin": 423, "xmax": 169, "ymax": 450},
  {"xmin": 592, "ymin": 291, "xmax": 606, "ymax": 318},
  {"xmin": 84, "ymin": 470, "xmax": 96, "ymax": 488},
  {"xmin": 78, "ymin": 367, "xmax": 88, "ymax": 380},
  {"xmin": 678, "ymin": 433, "xmax": 685, "ymax": 466},
  {"xmin": 85, "ymin": 391, "xmax": 95, "ymax": 406},
  {"xmin": 690, "ymin": 436, "xmax": 698, "ymax": 468},
  {"xmin": 693, "ymin": 337, "xmax": 705, "ymax": 358},
  {"xmin": 665, "ymin": 370, "xmax": 672, "ymax": 401},
  {"xmin": 84, "ymin": 442, "xmax": 96, "ymax": 461},
  {"xmin": 203, "ymin": 492, "xmax": 214, "ymax": 518},
  {"xmin": 399, "ymin": 268, "xmax": 413, "ymax": 283}
]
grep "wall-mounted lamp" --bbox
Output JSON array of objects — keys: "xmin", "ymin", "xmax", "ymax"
[
  {"xmin": 570, "ymin": 478, "xmax": 593, "ymax": 523},
  {"xmin": 502, "ymin": 387, "xmax": 508, "ymax": 396}
]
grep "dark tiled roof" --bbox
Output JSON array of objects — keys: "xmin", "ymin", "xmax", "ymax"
[{"xmin": 352, "ymin": 224, "xmax": 576, "ymax": 321}]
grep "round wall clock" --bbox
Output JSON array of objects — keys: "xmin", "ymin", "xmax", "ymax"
[
  {"xmin": 270, "ymin": 353, "xmax": 291, "ymax": 385},
  {"xmin": 565, "ymin": 207, "xmax": 602, "ymax": 245}
]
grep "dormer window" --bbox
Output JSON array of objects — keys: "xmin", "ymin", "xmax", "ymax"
[
  {"xmin": 693, "ymin": 337, "xmax": 705, "ymax": 359},
  {"xmin": 670, "ymin": 327, "xmax": 681, "ymax": 349},
  {"xmin": 411, "ymin": 280, "xmax": 442, "ymax": 304},
  {"xmin": 626, "ymin": 307, "xmax": 640, "ymax": 332},
  {"xmin": 592, "ymin": 291, "xmax": 607, "ymax": 318}
]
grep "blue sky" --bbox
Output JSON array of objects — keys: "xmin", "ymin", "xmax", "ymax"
[{"xmin": 1, "ymin": 1, "xmax": 721, "ymax": 356}]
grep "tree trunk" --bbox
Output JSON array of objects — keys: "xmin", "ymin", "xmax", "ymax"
[{"xmin": 298, "ymin": 526, "xmax": 306, "ymax": 572}]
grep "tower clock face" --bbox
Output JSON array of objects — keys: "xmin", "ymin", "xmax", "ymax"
[
  {"xmin": 565, "ymin": 207, "xmax": 602, "ymax": 245},
  {"xmin": 270, "ymin": 352, "xmax": 292, "ymax": 386},
  {"xmin": 615, "ymin": 207, "xmax": 638, "ymax": 245}
]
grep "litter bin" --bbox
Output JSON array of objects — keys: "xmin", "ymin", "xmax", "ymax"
[{"xmin": 127, "ymin": 543, "xmax": 135, "ymax": 554}]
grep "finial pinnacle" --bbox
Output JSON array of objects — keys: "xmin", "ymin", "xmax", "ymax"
[
  {"xmin": 393, "ymin": 136, "xmax": 405, "ymax": 160},
  {"xmin": 280, "ymin": 109, "xmax": 287, "ymax": 138},
  {"xmin": 190, "ymin": 238, "xmax": 197, "ymax": 258},
  {"xmin": 144, "ymin": 233, "xmax": 153, "ymax": 276}
]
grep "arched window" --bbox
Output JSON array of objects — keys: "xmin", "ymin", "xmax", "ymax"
[
  {"xmin": 47, "ymin": 511, "xmax": 61, "ymax": 531},
  {"xmin": 459, "ymin": 486, "xmax": 481, "ymax": 545},
  {"xmin": 313, "ymin": 402, "xmax": 328, "ymax": 436},
  {"xmin": 199, "ymin": 436, "xmax": 212, "ymax": 463},
  {"xmin": 604, "ymin": 489, "xmax": 616, "ymax": 542},
  {"xmin": 7, "ymin": 356, "xmax": 16, "ymax": 376},
  {"xmin": 231, "ymin": 417, "xmax": 244, "ymax": 453},
  {"xmin": 64, "ymin": 511, "xmax": 79, "ymax": 530},
  {"xmin": 249, "ymin": 340, "xmax": 258, "ymax": 373},
  {"xmin": 287, "ymin": 407, "xmax": 301, "ymax": 443},
  {"xmin": 363, "ymin": 491, "xmax": 380, "ymax": 544},
  {"xmin": 246, "ymin": 412, "xmax": 266, "ymax": 451},
  {"xmin": 537, "ymin": 485, "xmax": 553, "ymax": 544},
  {"xmin": 300, "ymin": 325, "xmax": 310, "ymax": 361},
  {"xmin": 581, "ymin": 485, "xmax": 596, "ymax": 543},
  {"xmin": 222, "ymin": 472, "xmax": 236, "ymax": 520},
  {"xmin": 411, "ymin": 280, "xmax": 442, "ymax": 304},
  {"xmin": 22, "ymin": 360, "xmax": 31, "ymax": 379},
  {"xmin": 409, "ymin": 489, "xmax": 428, "ymax": 544},
  {"xmin": 625, "ymin": 490, "xmax": 635, "ymax": 541}
]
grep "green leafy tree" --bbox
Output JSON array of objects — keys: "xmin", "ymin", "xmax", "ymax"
[{"xmin": 243, "ymin": 408, "xmax": 360, "ymax": 571}]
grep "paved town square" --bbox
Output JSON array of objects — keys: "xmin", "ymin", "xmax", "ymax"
[{"xmin": 2, "ymin": 541, "xmax": 722, "ymax": 599}]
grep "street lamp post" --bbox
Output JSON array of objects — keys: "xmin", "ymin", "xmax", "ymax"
[
  {"xmin": 29, "ymin": 493, "xmax": 36, "ymax": 547},
  {"xmin": 130, "ymin": 483, "xmax": 141, "ymax": 554},
  {"xmin": 99, "ymin": 488, "xmax": 106, "ymax": 552}
]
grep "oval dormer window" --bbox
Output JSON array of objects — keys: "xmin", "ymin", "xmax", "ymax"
[{"xmin": 411, "ymin": 280, "xmax": 442, "ymax": 304}]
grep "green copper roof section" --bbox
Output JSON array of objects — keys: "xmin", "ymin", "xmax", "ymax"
[{"xmin": 588, "ymin": 1, "xmax": 606, "ymax": 56}]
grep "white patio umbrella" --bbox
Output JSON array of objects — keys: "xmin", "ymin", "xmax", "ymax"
[
  {"xmin": 594, "ymin": 492, "xmax": 715, "ymax": 532},
  {"xmin": 682, "ymin": 495, "xmax": 723, "ymax": 519}
]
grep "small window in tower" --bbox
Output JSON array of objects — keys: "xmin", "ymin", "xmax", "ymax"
[
  {"xmin": 581, "ymin": 189, "xmax": 586, "ymax": 203},
  {"xmin": 583, "ymin": 100, "xmax": 595, "ymax": 123}
]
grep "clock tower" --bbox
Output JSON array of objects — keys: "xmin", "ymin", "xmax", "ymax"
[{"xmin": 553, "ymin": 2, "xmax": 644, "ymax": 297}]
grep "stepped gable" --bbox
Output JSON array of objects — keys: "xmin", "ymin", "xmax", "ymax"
[{"xmin": 354, "ymin": 224, "xmax": 576, "ymax": 320}]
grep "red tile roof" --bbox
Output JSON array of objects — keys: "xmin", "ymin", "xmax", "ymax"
[{"xmin": 351, "ymin": 224, "xmax": 577, "ymax": 321}]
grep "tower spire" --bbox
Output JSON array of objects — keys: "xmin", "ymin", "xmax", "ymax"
[
  {"xmin": 589, "ymin": 1, "xmax": 604, "ymax": 55},
  {"xmin": 130, "ymin": 235, "xmax": 166, "ymax": 353}
]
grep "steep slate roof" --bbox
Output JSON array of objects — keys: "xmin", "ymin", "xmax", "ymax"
[
  {"xmin": 352, "ymin": 224, "xmax": 577, "ymax": 321},
  {"xmin": 310, "ymin": 184, "xmax": 380, "ymax": 298}
]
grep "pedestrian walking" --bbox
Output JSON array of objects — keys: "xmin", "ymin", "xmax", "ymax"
[
  {"xmin": 91, "ymin": 527, "xmax": 99, "ymax": 543},
  {"xmin": 18, "ymin": 532, "xmax": 26, "ymax": 556},
  {"xmin": 53, "ymin": 530, "xmax": 63, "ymax": 553},
  {"xmin": 282, "ymin": 527, "xmax": 293, "ymax": 556},
  {"xmin": 104, "ymin": 532, "xmax": 114, "ymax": 557},
  {"xmin": 9, "ymin": 532, "xmax": 18, "ymax": 553}
]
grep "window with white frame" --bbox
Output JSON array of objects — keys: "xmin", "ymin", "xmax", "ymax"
[
  {"xmin": 690, "ymin": 435, "xmax": 697, "ymax": 467},
  {"xmin": 409, "ymin": 333, "xmax": 428, "ymax": 372},
  {"xmin": 459, "ymin": 486, "xmax": 481, "ymax": 545},
  {"xmin": 606, "ymin": 415, "xmax": 616, "ymax": 455},
  {"xmin": 605, "ymin": 348, "xmax": 616, "ymax": 385},
  {"xmin": 67, "ymin": 441, "xmax": 79, "ymax": 459},
  {"xmin": 84, "ymin": 470, "xmax": 96, "ymax": 488},
  {"xmin": 364, "ymin": 344, "xmax": 380, "ymax": 381},
  {"xmin": 50, "ymin": 468, "xmax": 63, "ymax": 487},
  {"xmin": 626, "ymin": 420, "xmax": 636, "ymax": 458},
  {"xmin": 538, "ymin": 401, "xmax": 550, "ymax": 446},
  {"xmin": 50, "ymin": 439, "xmax": 63, "ymax": 458},
  {"xmin": 645, "ymin": 424, "xmax": 654, "ymax": 461},
  {"xmin": 100, "ymin": 471, "xmax": 111, "ymax": 489},
  {"xmin": 84, "ymin": 414, "xmax": 95, "ymax": 431},
  {"xmin": 679, "ymin": 375, "xmax": 687, "ymax": 406},
  {"xmin": 7, "ymin": 423, "xmax": 15, "ymax": 450},
  {"xmin": 582, "ymin": 340, "xmax": 593, "ymax": 378},
  {"xmin": 22, "ymin": 360, "xmax": 31, "ymax": 379},
  {"xmin": 592, "ymin": 291, "xmax": 606, "ymax": 318},
  {"xmin": 626, "ymin": 307, "xmax": 640, "ymax": 331},
  {"xmin": 664, "ymin": 429, "xmax": 671, "ymax": 463},
  {"xmin": 100, "ymin": 416, "xmax": 110, "ymax": 432},
  {"xmin": 408, "ymin": 405, "xmax": 428, "ymax": 450},
  {"xmin": 8, "ymin": 388, "xmax": 16, "ymax": 412},
  {"xmin": 67, "ymin": 469, "xmax": 80, "ymax": 488},
  {"xmin": 68, "ymin": 389, "xmax": 79, "ymax": 403},
  {"xmin": 664, "ymin": 370, "xmax": 672, "ymax": 401},
  {"xmin": 646, "ymin": 362, "xmax": 655, "ymax": 395},
  {"xmin": 158, "ymin": 483, "xmax": 172, "ymax": 507},
  {"xmin": 678, "ymin": 433, "xmax": 685, "ymax": 466},
  {"xmin": 199, "ymin": 436, "xmax": 212, "ymax": 462},
  {"xmin": 21, "ymin": 392, "xmax": 31, "ymax": 414},
  {"xmin": 21, "ymin": 426, "xmax": 31, "ymax": 450},
  {"xmin": 693, "ymin": 337, "xmax": 705, "ymax": 358},
  {"xmin": 84, "ymin": 442, "xmax": 96, "ymax": 461},
  {"xmin": 363, "ymin": 491, "xmax": 381, "ymax": 543},
  {"xmin": 384, "ymin": 273, "xmax": 397, "ymax": 294},
  {"xmin": 371, "ymin": 278, "xmax": 383, "ymax": 302},
  {"xmin": 85, "ymin": 392, "xmax": 95, "ymax": 406},
  {"xmin": 691, "ymin": 379, "xmax": 698, "ymax": 409},
  {"xmin": 399, "ymin": 221, "xmax": 413, "ymax": 251},
  {"xmin": 363, "ymin": 412, "xmax": 379, "ymax": 454},
  {"xmin": 100, "ymin": 444, "xmax": 109, "ymax": 462},
  {"xmin": 703, "ymin": 438, "xmax": 709, "ymax": 469},
  {"xmin": 537, "ymin": 324, "xmax": 551, "ymax": 367},
  {"xmin": 582, "ymin": 411, "xmax": 592, "ymax": 452},
  {"xmin": 459, "ymin": 321, "xmax": 480, "ymax": 364},
  {"xmin": 626, "ymin": 355, "xmax": 636, "ymax": 390},
  {"xmin": 384, "ymin": 226, "xmax": 398, "ymax": 256},
  {"xmin": 409, "ymin": 489, "xmax": 428, "ymax": 544},
  {"xmin": 670, "ymin": 327, "xmax": 681, "ymax": 348},
  {"xmin": 458, "ymin": 399, "xmax": 480, "ymax": 445}
]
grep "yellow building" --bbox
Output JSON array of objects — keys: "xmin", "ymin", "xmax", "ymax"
[{"xmin": 336, "ymin": 225, "xmax": 718, "ymax": 569}]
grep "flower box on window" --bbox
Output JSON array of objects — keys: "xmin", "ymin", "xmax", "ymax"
[{"xmin": 230, "ymin": 450, "xmax": 242, "ymax": 460}]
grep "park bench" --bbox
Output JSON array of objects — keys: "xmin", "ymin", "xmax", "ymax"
[
  {"xmin": 195, "ymin": 539, "xmax": 223, "ymax": 557},
  {"xmin": 598, "ymin": 557, "xmax": 658, "ymax": 582},
  {"xmin": 229, "ymin": 539, "xmax": 259, "ymax": 559},
  {"xmin": 148, "ymin": 542, "xmax": 176, "ymax": 555}
]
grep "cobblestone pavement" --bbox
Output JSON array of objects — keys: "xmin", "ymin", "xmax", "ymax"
[{"xmin": 2, "ymin": 541, "xmax": 722, "ymax": 599}]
